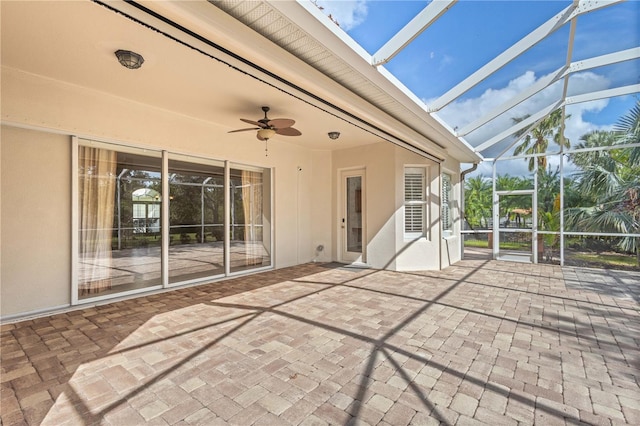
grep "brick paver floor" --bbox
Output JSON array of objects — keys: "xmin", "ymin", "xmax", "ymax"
[{"xmin": 1, "ymin": 259, "xmax": 639, "ymax": 425}]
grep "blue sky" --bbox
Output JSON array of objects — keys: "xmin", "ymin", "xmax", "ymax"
[{"xmin": 316, "ymin": 0, "xmax": 640, "ymax": 175}]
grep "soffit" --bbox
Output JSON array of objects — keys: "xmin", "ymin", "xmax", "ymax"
[{"xmin": 209, "ymin": 0, "xmax": 480, "ymax": 163}]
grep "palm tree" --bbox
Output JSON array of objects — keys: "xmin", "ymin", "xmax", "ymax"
[
  {"xmin": 569, "ymin": 130, "xmax": 617, "ymax": 170},
  {"xmin": 614, "ymin": 100, "xmax": 640, "ymax": 165},
  {"xmin": 512, "ymin": 108, "xmax": 571, "ymax": 172},
  {"xmin": 565, "ymin": 102, "xmax": 640, "ymax": 266},
  {"xmin": 464, "ymin": 176, "xmax": 492, "ymax": 228}
]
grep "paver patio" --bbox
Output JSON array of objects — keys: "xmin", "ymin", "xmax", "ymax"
[{"xmin": 1, "ymin": 258, "xmax": 639, "ymax": 425}]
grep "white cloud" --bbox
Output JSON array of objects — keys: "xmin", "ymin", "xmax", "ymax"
[
  {"xmin": 315, "ymin": 0, "xmax": 368, "ymax": 31},
  {"xmin": 429, "ymin": 70, "xmax": 613, "ymax": 157}
]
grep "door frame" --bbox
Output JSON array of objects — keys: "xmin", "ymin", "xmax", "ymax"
[
  {"xmin": 338, "ymin": 167, "xmax": 367, "ymax": 264},
  {"xmin": 493, "ymin": 189, "xmax": 537, "ymax": 263}
]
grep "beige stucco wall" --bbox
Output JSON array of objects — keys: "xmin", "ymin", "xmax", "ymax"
[
  {"xmin": 440, "ymin": 159, "xmax": 463, "ymax": 268},
  {"xmin": 0, "ymin": 68, "xmax": 332, "ymax": 317},
  {"xmin": 331, "ymin": 142, "xmax": 453, "ymax": 271},
  {"xmin": 393, "ymin": 147, "xmax": 442, "ymax": 271},
  {"xmin": 332, "ymin": 142, "xmax": 396, "ymax": 268},
  {"xmin": 1, "ymin": 126, "xmax": 72, "ymax": 315}
]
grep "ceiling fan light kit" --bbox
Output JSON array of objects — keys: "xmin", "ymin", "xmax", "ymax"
[
  {"xmin": 229, "ymin": 106, "xmax": 301, "ymax": 156},
  {"xmin": 257, "ymin": 128, "xmax": 276, "ymax": 140}
]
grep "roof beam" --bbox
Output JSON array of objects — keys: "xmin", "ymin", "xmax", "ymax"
[
  {"xmin": 566, "ymin": 84, "xmax": 640, "ymax": 105},
  {"xmin": 474, "ymin": 101, "xmax": 562, "ymax": 153},
  {"xmin": 457, "ymin": 47, "xmax": 640, "ymax": 136},
  {"xmin": 473, "ymin": 83, "xmax": 640, "ymax": 154},
  {"xmin": 371, "ymin": 0, "xmax": 457, "ymax": 66},
  {"xmin": 429, "ymin": 0, "xmax": 623, "ymax": 112}
]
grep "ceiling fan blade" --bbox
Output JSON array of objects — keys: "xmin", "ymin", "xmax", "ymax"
[
  {"xmin": 240, "ymin": 118, "xmax": 267, "ymax": 128},
  {"xmin": 276, "ymin": 127, "xmax": 302, "ymax": 136},
  {"xmin": 268, "ymin": 118, "xmax": 295, "ymax": 128},
  {"xmin": 228, "ymin": 127, "xmax": 259, "ymax": 133}
]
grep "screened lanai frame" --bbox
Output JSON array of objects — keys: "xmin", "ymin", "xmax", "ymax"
[{"xmin": 317, "ymin": 0, "xmax": 639, "ymax": 267}]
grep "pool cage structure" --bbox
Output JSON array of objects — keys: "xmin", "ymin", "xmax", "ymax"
[
  {"xmin": 461, "ymin": 128, "xmax": 640, "ymax": 270},
  {"xmin": 387, "ymin": 0, "xmax": 640, "ymax": 270}
]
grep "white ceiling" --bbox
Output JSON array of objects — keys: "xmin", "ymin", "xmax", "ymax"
[{"xmin": 1, "ymin": 0, "xmax": 411, "ymax": 153}]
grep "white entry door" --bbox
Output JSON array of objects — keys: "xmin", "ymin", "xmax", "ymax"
[{"xmin": 340, "ymin": 169, "xmax": 366, "ymax": 264}]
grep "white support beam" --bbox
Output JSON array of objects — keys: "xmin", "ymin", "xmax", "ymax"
[
  {"xmin": 457, "ymin": 47, "xmax": 640, "ymax": 136},
  {"xmin": 371, "ymin": 0, "xmax": 457, "ymax": 66},
  {"xmin": 457, "ymin": 66, "xmax": 566, "ymax": 137},
  {"xmin": 474, "ymin": 101, "xmax": 562, "ymax": 153},
  {"xmin": 566, "ymin": 84, "xmax": 640, "ymax": 105},
  {"xmin": 429, "ymin": 0, "xmax": 623, "ymax": 112},
  {"xmin": 474, "ymin": 83, "xmax": 639, "ymax": 154},
  {"xmin": 569, "ymin": 47, "xmax": 640, "ymax": 73}
]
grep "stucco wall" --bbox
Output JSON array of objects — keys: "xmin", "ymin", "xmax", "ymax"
[
  {"xmin": 1, "ymin": 126, "xmax": 72, "ymax": 316},
  {"xmin": 331, "ymin": 143, "xmax": 450, "ymax": 271},
  {"xmin": 393, "ymin": 146, "xmax": 442, "ymax": 271},
  {"xmin": 0, "ymin": 69, "xmax": 331, "ymax": 317}
]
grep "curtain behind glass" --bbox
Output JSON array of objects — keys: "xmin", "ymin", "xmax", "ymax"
[
  {"xmin": 78, "ymin": 146, "xmax": 116, "ymax": 294},
  {"xmin": 242, "ymin": 170, "xmax": 263, "ymax": 266}
]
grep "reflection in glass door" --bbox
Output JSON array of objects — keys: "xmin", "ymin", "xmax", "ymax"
[{"xmin": 341, "ymin": 169, "xmax": 365, "ymax": 263}]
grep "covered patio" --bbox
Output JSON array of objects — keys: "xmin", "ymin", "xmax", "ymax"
[{"xmin": 2, "ymin": 259, "xmax": 638, "ymax": 425}]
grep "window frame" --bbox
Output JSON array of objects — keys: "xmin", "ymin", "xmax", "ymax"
[{"xmin": 404, "ymin": 166, "xmax": 429, "ymax": 239}]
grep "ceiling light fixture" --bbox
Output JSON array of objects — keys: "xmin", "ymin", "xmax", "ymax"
[
  {"xmin": 257, "ymin": 128, "xmax": 276, "ymax": 156},
  {"xmin": 257, "ymin": 128, "xmax": 276, "ymax": 140},
  {"xmin": 115, "ymin": 50, "xmax": 145, "ymax": 69},
  {"xmin": 328, "ymin": 131, "xmax": 340, "ymax": 140}
]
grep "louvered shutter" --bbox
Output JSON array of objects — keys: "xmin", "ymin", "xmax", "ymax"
[
  {"xmin": 404, "ymin": 168, "xmax": 425, "ymax": 235},
  {"xmin": 442, "ymin": 173, "xmax": 452, "ymax": 232}
]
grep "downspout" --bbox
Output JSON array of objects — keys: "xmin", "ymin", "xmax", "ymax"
[
  {"xmin": 461, "ymin": 163, "xmax": 478, "ymax": 180},
  {"xmin": 460, "ymin": 163, "xmax": 478, "ymax": 260}
]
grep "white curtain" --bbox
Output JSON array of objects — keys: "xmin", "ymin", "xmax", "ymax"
[
  {"xmin": 241, "ymin": 170, "xmax": 263, "ymax": 266},
  {"xmin": 79, "ymin": 146, "xmax": 117, "ymax": 295}
]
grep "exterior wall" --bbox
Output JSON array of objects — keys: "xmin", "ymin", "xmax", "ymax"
[
  {"xmin": 0, "ymin": 68, "xmax": 331, "ymax": 318},
  {"xmin": 394, "ymin": 147, "xmax": 441, "ymax": 271},
  {"xmin": 331, "ymin": 143, "xmax": 451, "ymax": 271},
  {"xmin": 1, "ymin": 127, "xmax": 72, "ymax": 316},
  {"xmin": 332, "ymin": 142, "xmax": 397, "ymax": 268},
  {"xmin": 440, "ymin": 159, "xmax": 463, "ymax": 268}
]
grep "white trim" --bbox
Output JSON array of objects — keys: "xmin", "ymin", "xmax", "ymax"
[
  {"xmin": 564, "ymin": 231, "xmax": 640, "ymax": 238},
  {"xmin": 224, "ymin": 160, "xmax": 231, "ymax": 276},
  {"xmin": 162, "ymin": 150, "xmax": 170, "ymax": 287},
  {"xmin": 338, "ymin": 167, "xmax": 367, "ymax": 264},
  {"xmin": 1, "ymin": 304, "xmax": 72, "ymax": 324},
  {"xmin": 71, "ymin": 136, "xmax": 79, "ymax": 305}
]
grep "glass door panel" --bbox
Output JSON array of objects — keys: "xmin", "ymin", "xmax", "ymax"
[
  {"xmin": 168, "ymin": 158, "xmax": 225, "ymax": 284},
  {"xmin": 78, "ymin": 146, "xmax": 162, "ymax": 300},
  {"xmin": 341, "ymin": 169, "xmax": 365, "ymax": 263},
  {"xmin": 496, "ymin": 192, "xmax": 534, "ymax": 263}
]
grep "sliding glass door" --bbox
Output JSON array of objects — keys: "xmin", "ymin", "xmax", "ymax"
[
  {"xmin": 229, "ymin": 166, "xmax": 272, "ymax": 273},
  {"xmin": 76, "ymin": 141, "xmax": 272, "ymax": 302},
  {"xmin": 78, "ymin": 145, "xmax": 163, "ymax": 299},
  {"xmin": 168, "ymin": 158, "xmax": 226, "ymax": 283}
]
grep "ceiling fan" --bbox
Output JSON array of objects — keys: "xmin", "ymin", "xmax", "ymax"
[{"xmin": 228, "ymin": 106, "xmax": 301, "ymax": 155}]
